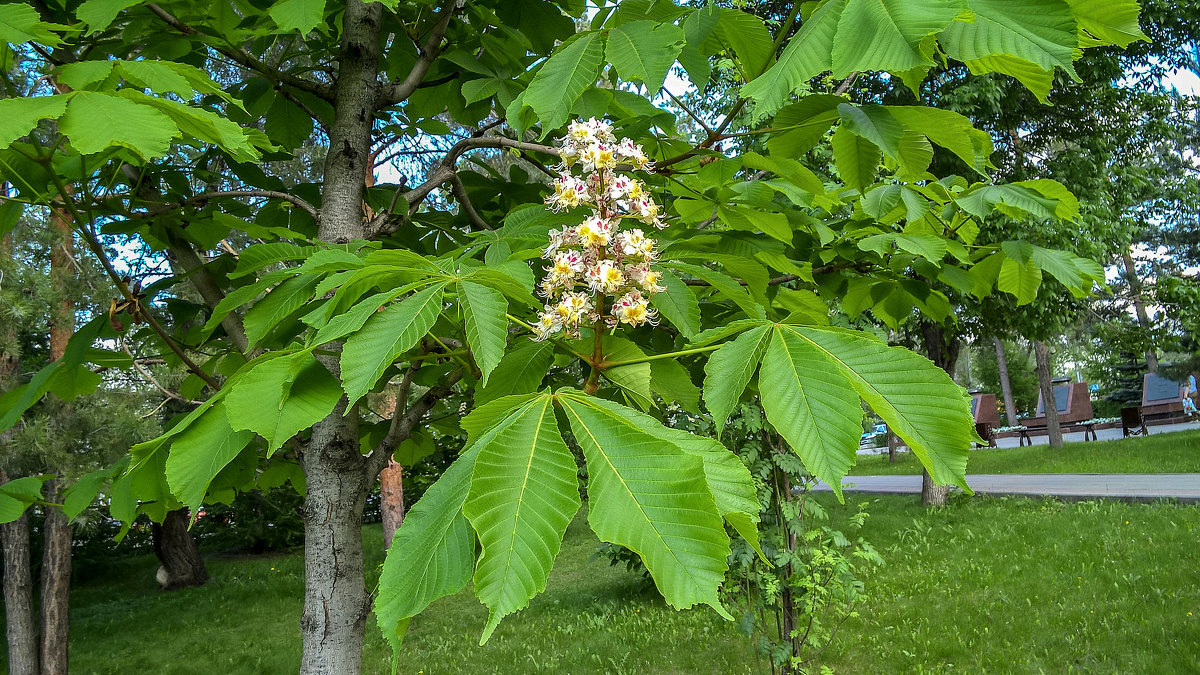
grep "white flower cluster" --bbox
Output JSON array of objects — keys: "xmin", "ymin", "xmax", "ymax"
[{"xmin": 533, "ymin": 118, "xmax": 666, "ymax": 341}]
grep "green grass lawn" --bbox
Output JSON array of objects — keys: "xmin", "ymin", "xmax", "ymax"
[
  {"xmin": 851, "ymin": 428, "xmax": 1200, "ymax": 476},
  {"xmin": 40, "ymin": 492, "xmax": 1200, "ymax": 674}
]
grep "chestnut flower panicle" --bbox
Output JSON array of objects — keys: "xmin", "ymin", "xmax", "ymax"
[{"xmin": 533, "ymin": 118, "xmax": 666, "ymax": 341}]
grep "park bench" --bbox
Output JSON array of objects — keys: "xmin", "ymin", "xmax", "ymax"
[
  {"xmin": 1121, "ymin": 406, "xmax": 1148, "ymax": 438},
  {"xmin": 970, "ymin": 392, "xmax": 1000, "ymax": 448},
  {"xmin": 1016, "ymin": 421, "xmax": 1098, "ymax": 446}
]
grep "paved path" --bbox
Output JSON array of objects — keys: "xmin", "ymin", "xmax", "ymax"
[
  {"xmin": 858, "ymin": 419, "xmax": 1200, "ymax": 455},
  {"xmin": 821, "ymin": 473, "xmax": 1200, "ymax": 503}
]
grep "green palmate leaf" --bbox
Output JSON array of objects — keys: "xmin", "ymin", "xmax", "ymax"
[
  {"xmin": 461, "ymin": 393, "xmax": 545, "ymax": 446},
  {"xmin": 940, "ymin": 0, "xmax": 1079, "ymax": 100},
  {"xmin": 0, "ymin": 3, "xmax": 63, "ymax": 45},
  {"xmin": 475, "ymin": 340, "xmax": 552, "ymax": 406},
  {"xmin": 718, "ymin": 205, "xmax": 791, "ymax": 244},
  {"xmin": 311, "ymin": 284, "xmax": 422, "ymax": 346},
  {"xmin": 116, "ymin": 91, "xmax": 260, "ymax": 162},
  {"xmin": 1029, "ymin": 246, "xmax": 1084, "ymax": 292},
  {"xmin": 741, "ymin": 0, "xmax": 843, "ymax": 118},
  {"xmin": 200, "ymin": 269, "xmax": 295, "ymax": 337},
  {"xmin": 831, "ymin": 0, "xmax": 964, "ymax": 75},
  {"xmin": 164, "ymin": 401, "xmax": 254, "ymax": 511},
  {"xmin": 242, "ymin": 273, "xmax": 320, "ymax": 347},
  {"xmin": 0, "ymin": 95, "xmax": 69, "ymax": 149},
  {"xmin": 703, "ymin": 324, "xmax": 770, "ymax": 435},
  {"xmin": 376, "ymin": 446, "xmax": 479, "ymax": 659},
  {"xmin": 76, "ymin": 0, "xmax": 142, "ymax": 33},
  {"xmin": 269, "ymin": 0, "xmax": 327, "ymax": 34},
  {"xmin": 758, "ymin": 327, "xmax": 863, "ymax": 499},
  {"xmin": 0, "ymin": 475, "xmax": 49, "ymax": 524},
  {"xmin": 998, "ymin": 257, "xmax": 1043, "ymax": 304},
  {"xmin": 60, "ymin": 91, "xmax": 179, "ymax": 158},
  {"xmin": 232, "ymin": 243, "xmax": 324, "ymax": 278},
  {"xmin": 894, "ymin": 233, "xmax": 947, "ymax": 263},
  {"xmin": 458, "ymin": 281, "xmax": 509, "ymax": 387},
  {"xmin": 831, "ymin": 124, "xmax": 881, "ymax": 193},
  {"xmin": 1066, "ymin": 0, "xmax": 1148, "ymax": 48},
  {"xmin": 650, "ymin": 270, "xmax": 700, "ymax": 339},
  {"xmin": 556, "ymin": 391, "xmax": 732, "ymax": 618},
  {"xmin": 225, "ymin": 353, "xmax": 342, "ymax": 456},
  {"xmin": 340, "ymin": 282, "xmax": 446, "ymax": 405},
  {"xmin": 777, "ymin": 325, "xmax": 973, "ymax": 490},
  {"xmin": 463, "ymin": 396, "xmax": 580, "ymax": 643},
  {"xmin": 117, "ymin": 59, "xmax": 196, "ymax": 97},
  {"xmin": 605, "ymin": 20, "xmax": 685, "ymax": 91},
  {"xmin": 525, "ymin": 32, "xmax": 606, "ymax": 131}
]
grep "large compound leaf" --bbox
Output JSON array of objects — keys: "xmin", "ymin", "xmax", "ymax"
[
  {"xmin": 225, "ymin": 353, "xmax": 342, "ymax": 456},
  {"xmin": 758, "ymin": 327, "xmax": 863, "ymax": 499},
  {"xmin": 557, "ymin": 390, "xmax": 732, "ymax": 618},
  {"xmin": 741, "ymin": 0, "xmax": 843, "ymax": 118},
  {"xmin": 340, "ymin": 283, "xmax": 446, "ymax": 405},
  {"xmin": 777, "ymin": 325, "xmax": 973, "ymax": 490},
  {"xmin": 463, "ymin": 396, "xmax": 580, "ymax": 643},
  {"xmin": 0, "ymin": 4, "xmax": 63, "ymax": 45},
  {"xmin": 0, "ymin": 476, "xmax": 50, "ymax": 524},
  {"xmin": 243, "ymin": 273, "xmax": 320, "ymax": 346},
  {"xmin": 525, "ymin": 32, "xmax": 606, "ymax": 131},
  {"xmin": 702, "ymin": 324, "xmax": 770, "ymax": 435},
  {"xmin": 60, "ymin": 91, "xmax": 178, "ymax": 159},
  {"xmin": 164, "ymin": 401, "xmax": 254, "ymax": 511},
  {"xmin": 998, "ymin": 257, "xmax": 1042, "ymax": 304},
  {"xmin": 76, "ymin": 0, "xmax": 142, "ymax": 33},
  {"xmin": 1067, "ymin": 0, "xmax": 1148, "ymax": 48},
  {"xmin": 605, "ymin": 20, "xmax": 685, "ymax": 91},
  {"xmin": 376, "ymin": 445, "xmax": 479, "ymax": 659},
  {"xmin": 458, "ymin": 280, "xmax": 508, "ymax": 388}
]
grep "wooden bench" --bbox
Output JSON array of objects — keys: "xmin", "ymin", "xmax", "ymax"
[
  {"xmin": 1121, "ymin": 406, "xmax": 1148, "ymax": 438},
  {"xmin": 1017, "ymin": 421, "xmax": 1098, "ymax": 446}
]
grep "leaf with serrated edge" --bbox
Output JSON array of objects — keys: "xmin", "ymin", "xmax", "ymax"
[
  {"xmin": 458, "ymin": 281, "xmax": 508, "ymax": 387},
  {"xmin": 759, "ymin": 327, "xmax": 863, "ymax": 500},
  {"xmin": 464, "ymin": 396, "xmax": 580, "ymax": 642},
  {"xmin": 557, "ymin": 391, "xmax": 732, "ymax": 618},
  {"xmin": 703, "ymin": 324, "xmax": 771, "ymax": 435},
  {"xmin": 340, "ymin": 283, "xmax": 446, "ymax": 405},
  {"xmin": 225, "ymin": 353, "xmax": 341, "ymax": 456},
  {"xmin": 164, "ymin": 401, "xmax": 254, "ymax": 511}
]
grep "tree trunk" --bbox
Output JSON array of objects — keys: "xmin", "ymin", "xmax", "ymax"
[
  {"xmin": 152, "ymin": 508, "xmax": 210, "ymax": 590},
  {"xmin": 920, "ymin": 322, "xmax": 961, "ymax": 507},
  {"xmin": 300, "ymin": 399, "xmax": 370, "ymax": 675},
  {"xmin": 1122, "ymin": 251, "xmax": 1157, "ymax": 373},
  {"xmin": 994, "ymin": 337, "xmax": 1019, "ymax": 427},
  {"xmin": 40, "ymin": 153, "xmax": 73, "ymax": 675},
  {"xmin": 1, "ymin": 472, "xmax": 38, "ymax": 675},
  {"xmin": 299, "ymin": 1, "xmax": 382, "ymax": 672},
  {"xmin": 887, "ymin": 430, "xmax": 897, "ymax": 463},
  {"xmin": 380, "ymin": 460, "xmax": 405, "ymax": 550},
  {"xmin": 1034, "ymin": 340, "xmax": 1063, "ymax": 448}
]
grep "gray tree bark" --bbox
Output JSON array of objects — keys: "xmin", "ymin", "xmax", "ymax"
[
  {"xmin": 1, "ymin": 473, "xmax": 38, "ymax": 675},
  {"xmin": 299, "ymin": 1, "xmax": 381, "ymax": 672},
  {"xmin": 1122, "ymin": 251, "xmax": 1158, "ymax": 373},
  {"xmin": 993, "ymin": 337, "xmax": 1019, "ymax": 427},
  {"xmin": 1034, "ymin": 340, "xmax": 1064, "ymax": 448},
  {"xmin": 920, "ymin": 322, "xmax": 961, "ymax": 507}
]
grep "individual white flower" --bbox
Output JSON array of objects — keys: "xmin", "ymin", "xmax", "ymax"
[
  {"xmin": 532, "ymin": 309, "xmax": 562, "ymax": 341},
  {"xmin": 559, "ymin": 291, "xmax": 593, "ymax": 324},
  {"xmin": 586, "ymin": 261, "xmax": 625, "ymax": 294},
  {"xmin": 611, "ymin": 290, "xmax": 655, "ymax": 326},
  {"xmin": 630, "ymin": 196, "xmax": 664, "ymax": 228},
  {"xmin": 575, "ymin": 215, "xmax": 614, "ymax": 248},
  {"xmin": 549, "ymin": 250, "xmax": 585, "ymax": 277},
  {"xmin": 609, "ymin": 174, "xmax": 634, "ymax": 200},
  {"xmin": 616, "ymin": 229, "xmax": 649, "ymax": 258}
]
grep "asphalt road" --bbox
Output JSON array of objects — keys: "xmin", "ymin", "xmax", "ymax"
[{"xmin": 821, "ymin": 473, "xmax": 1200, "ymax": 503}]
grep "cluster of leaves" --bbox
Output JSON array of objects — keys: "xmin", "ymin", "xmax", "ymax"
[{"xmin": 0, "ymin": 0, "xmax": 1152, "ymax": 667}]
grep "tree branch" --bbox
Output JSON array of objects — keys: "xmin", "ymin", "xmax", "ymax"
[
  {"xmin": 127, "ymin": 189, "xmax": 320, "ymax": 221},
  {"xmin": 376, "ymin": 0, "xmax": 458, "ymax": 107},
  {"xmin": 448, "ymin": 171, "xmax": 492, "ymax": 230},
  {"xmin": 144, "ymin": 3, "xmax": 335, "ymax": 101},
  {"xmin": 367, "ymin": 368, "xmax": 463, "ymax": 477}
]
